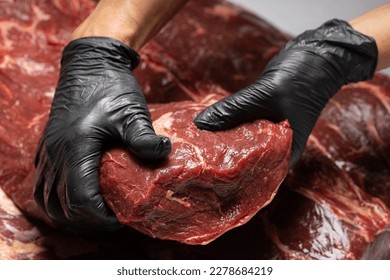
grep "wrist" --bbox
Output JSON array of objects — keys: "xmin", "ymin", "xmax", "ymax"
[
  {"xmin": 72, "ymin": 24, "xmax": 140, "ymax": 51},
  {"xmin": 349, "ymin": 3, "xmax": 390, "ymax": 71},
  {"xmin": 71, "ymin": 0, "xmax": 187, "ymax": 52},
  {"xmin": 71, "ymin": 1, "xmax": 141, "ymax": 50},
  {"xmin": 62, "ymin": 37, "xmax": 140, "ymax": 73}
]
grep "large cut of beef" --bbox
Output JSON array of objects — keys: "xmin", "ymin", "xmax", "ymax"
[
  {"xmin": 254, "ymin": 76, "xmax": 390, "ymax": 259},
  {"xmin": 1, "ymin": 0, "xmax": 390, "ymax": 259},
  {"xmin": 0, "ymin": 0, "xmax": 292, "ymax": 246},
  {"xmin": 100, "ymin": 95, "xmax": 291, "ymax": 244}
]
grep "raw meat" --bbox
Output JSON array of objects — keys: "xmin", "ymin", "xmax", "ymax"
[
  {"xmin": 1, "ymin": 0, "xmax": 390, "ymax": 259},
  {"xmin": 259, "ymin": 76, "xmax": 390, "ymax": 259},
  {"xmin": 134, "ymin": 0, "xmax": 289, "ymax": 102},
  {"xmin": 0, "ymin": 0, "xmax": 97, "ymax": 225},
  {"xmin": 0, "ymin": 0, "xmax": 291, "ymax": 248},
  {"xmin": 100, "ymin": 95, "xmax": 291, "ymax": 245},
  {"xmin": 0, "ymin": 188, "xmax": 102, "ymax": 260}
]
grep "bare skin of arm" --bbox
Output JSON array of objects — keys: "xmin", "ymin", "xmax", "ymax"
[
  {"xmin": 72, "ymin": 0, "xmax": 188, "ymax": 51},
  {"xmin": 349, "ymin": 2, "xmax": 390, "ymax": 71},
  {"xmin": 73, "ymin": 1, "xmax": 389, "ymax": 71}
]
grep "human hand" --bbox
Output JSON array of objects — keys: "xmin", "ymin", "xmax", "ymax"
[
  {"xmin": 195, "ymin": 19, "xmax": 377, "ymax": 166},
  {"xmin": 34, "ymin": 37, "xmax": 171, "ymax": 230}
]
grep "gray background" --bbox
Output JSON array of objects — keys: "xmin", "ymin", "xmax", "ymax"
[{"xmin": 228, "ymin": 0, "xmax": 389, "ymax": 75}]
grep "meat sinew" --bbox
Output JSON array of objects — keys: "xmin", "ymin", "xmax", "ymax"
[
  {"xmin": 100, "ymin": 95, "xmax": 291, "ymax": 245},
  {"xmin": 0, "ymin": 0, "xmax": 291, "ymax": 246},
  {"xmin": 1, "ymin": 0, "xmax": 390, "ymax": 259}
]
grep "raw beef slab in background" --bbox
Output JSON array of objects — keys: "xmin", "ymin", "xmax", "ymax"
[
  {"xmin": 1, "ymin": 0, "xmax": 390, "ymax": 259},
  {"xmin": 1, "ymin": 0, "xmax": 292, "ymax": 246}
]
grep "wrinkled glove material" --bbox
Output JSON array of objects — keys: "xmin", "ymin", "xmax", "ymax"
[
  {"xmin": 195, "ymin": 19, "xmax": 378, "ymax": 165},
  {"xmin": 34, "ymin": 37, "xmax": 171, "ymax": 230}
]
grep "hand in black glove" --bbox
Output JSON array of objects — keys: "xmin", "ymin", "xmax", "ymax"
[
  {"xmin": 34, "ymin": 37, "xmax": 171, "ymax": 230},
  {"xmin": 194, "ymin": 19, "xmax": 377, "ymax": 166}
]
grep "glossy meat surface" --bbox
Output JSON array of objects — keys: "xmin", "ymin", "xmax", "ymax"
[
  {"xmin": 1, "ymin": 0, "xmax": 389, "ymax": 259},
  {"xmin": 100, "ymin": 95, "xmax": 291, "ymax": 244},
  {"xmin": 256, "ymin": 77, "xmax": 390, "ymax": 259},
  {"xmin": 0, "ymin": 0, "xmax": 292, "ymax": 253}
]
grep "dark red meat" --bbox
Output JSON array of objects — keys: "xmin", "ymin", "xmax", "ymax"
[
  {"xmin": 254, "ymin": 77, "xmax": 390, "ymax": 259},
  {"xmin": 100, "ymin": 95, "xmax": 291, "ymax": 244},
  {"xmin": 0, "ymin": 0, "xmax": 389, "ymax": 259},
  {"xmin": 135, "ymin": 0, "xmax": 289, "ymax": 102},
  {"xmin": 0, "ymin": 0, "xmax": 291, "ymax": 252}
]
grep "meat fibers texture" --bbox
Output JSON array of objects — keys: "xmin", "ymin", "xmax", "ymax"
[
  {"xmin": 100, "ymin": 95, "xmax": 291, "ymax": 244},
  {"xmin": 1, "ymin": 0, "xmax": 390, "ymax": 259},
  {"xmin": 0, "ymin": 0, "xmax": 291, "ymax": 245}
]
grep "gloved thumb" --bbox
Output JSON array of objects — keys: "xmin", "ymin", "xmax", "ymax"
[
  {"xmin": 194, "ymin": 84, "xmax": 276, "ymax": 131},
  {"xmin": 123, "ymin": 109, "xmax": 171, "ymax": 161},
  {"xmin": 194, "ymin": 96, "xmax": 245, "ymax": 131}
]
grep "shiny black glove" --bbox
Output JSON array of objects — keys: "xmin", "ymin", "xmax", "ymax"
[
  {"xmin": 195, "ymin": 19, "xmax": 377, "ymax": 166},
  {"xmin": 34, "ymin": 37, "xmax": 171, "ymax": 230}
]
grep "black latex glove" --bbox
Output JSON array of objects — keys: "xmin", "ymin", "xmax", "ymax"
[
  {"xmin": 34, "ymin": 37, "xmax": 171, "ymax": 230},
  {"xmin": 194, "ymin": 19, "xmax": 377, "ymax": 166}
]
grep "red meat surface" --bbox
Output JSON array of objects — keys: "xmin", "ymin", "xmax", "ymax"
[
  {"xmin": 100, "ymin": 95, "xmax": 291, "ymax": 244},
  {"xmin": 1, "ymin": 0, "xmax": 389, "ymax": 259}
]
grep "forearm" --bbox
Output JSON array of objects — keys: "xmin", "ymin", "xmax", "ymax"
[
  {"xmin": 349, "ymin": 2, "xmax": 390, "ymax": 71},
  {"xmin": 72, "ymin": 0, "xmax": 188, "ymax": 51}
]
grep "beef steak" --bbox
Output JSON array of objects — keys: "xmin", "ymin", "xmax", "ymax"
[
  {"xmin": 100, "ymin": 95, "xmax": 291, "ymax": 244},
  {"xmin": 1, "ymin": 0, "xmax": 390, "ymax": 259},
  {"xmin": 0, "ymin": 0, "xmax": 291, "ymax": 246}
]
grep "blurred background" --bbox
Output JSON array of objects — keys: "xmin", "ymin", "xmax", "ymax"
[{"xmin": 229, "ymin": 0, "xmax": 390, "ymax": 75}]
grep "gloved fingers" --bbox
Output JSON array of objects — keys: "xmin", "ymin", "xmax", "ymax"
[
  {"xmin": 194, "ymin": 83, "xmax": 278, "ymax": 131},
  {"xmin": 123, "ymin": 114, "xmax": 171, "ymax": 161},
  {"xmin": 34, "ymin": 138, "xmax": 68, "ymax": 225},
  {"xmin": 36, "ymin": 138, "xmax": 121, "ymax": 231},
  {"xmin": 193, "ymin": 82, "xmax": 313, "ymax": 168},
  {"xmin": 289, "ymin": 127, "xmax": 310, "ymax": 167},
  {"xmin": 63, "ymin": 138, "xmax": 121, "ymax": 230},
  {"xmin": 119, "ymin": 90, "xmax": 171, "ymax": 161}
]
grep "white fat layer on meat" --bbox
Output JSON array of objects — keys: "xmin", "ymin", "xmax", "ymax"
[
  {"xmin": 0, "ymin": 5, "xmax": 51, "ymax": 50},
  {"xmin": 0, "ymin": 188, "xmax": 21, "ymax": 216}
]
